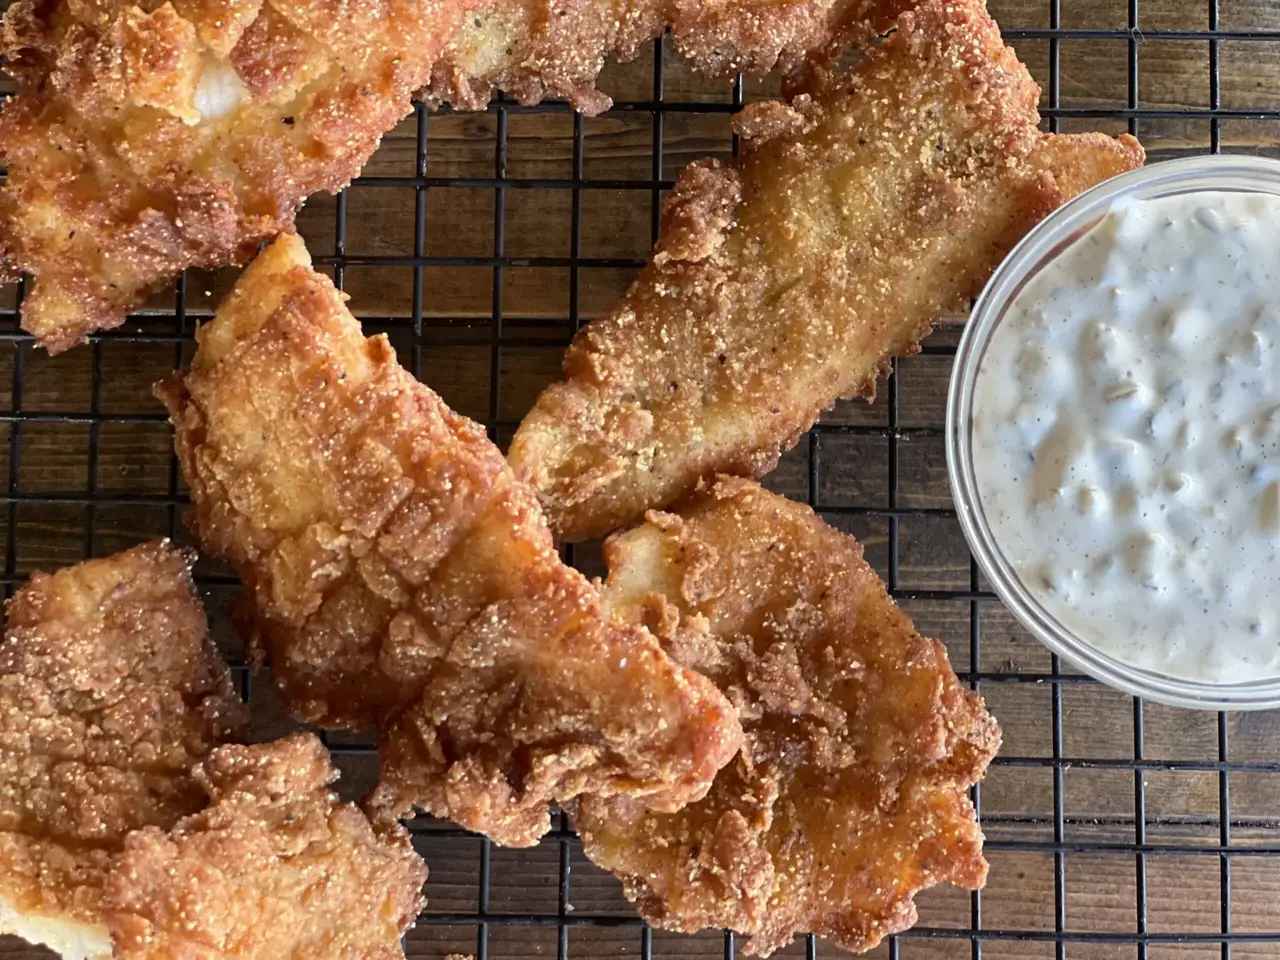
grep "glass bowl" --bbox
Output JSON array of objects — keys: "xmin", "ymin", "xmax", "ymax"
[{"xmin": 947, "ymin": 154, "xmax": 1280, "ymax": 711}]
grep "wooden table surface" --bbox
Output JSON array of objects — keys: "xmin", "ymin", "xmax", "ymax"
[{"xmin": 2, "ymin": 0, "xmax": 1280, "ymax": 956}]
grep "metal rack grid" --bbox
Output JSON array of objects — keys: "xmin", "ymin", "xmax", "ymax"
[{"xmin": 3, "ymin": 0, "xmax": 1280, "ymax": 957}]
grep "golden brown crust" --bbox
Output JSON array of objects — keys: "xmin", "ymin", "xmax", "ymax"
[
  {"xmin": 0, "ymin": 0, "xmax": 468, "ymax": 353},
  {"xmin": 506, "ymin": 0, "xmax": 1146, "ymax": 541},
  {"xmin": 577, "ymin": 478, "xmax": 1001, "ymax": 956},
  {"xmin": 169, "ymin": 0, "xmax": 265, "ymax": 54},
  {"xmin": 1029, "ymin": 130, "xmax": 1147, "ymax": 199},
  {"xmin": 158, "ymin": 234, "xmax": 743, "ymax": 848},
  {"xmin": 0, "ymin": 542, "xmax": 247, "ymax": 936},
  {"xmin": 423, "ymin": 0, "xmax": 895, "ymax": 114},
  {"xmin": 105, "ymin": 733, "xmax": 426, "ymax": 959}
]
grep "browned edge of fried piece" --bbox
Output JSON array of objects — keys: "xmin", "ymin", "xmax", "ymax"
[
  {"xmin": 0, "ymin": 541, "xmax": 247, "ymax": 955},
  {"xmin": 105, "ymin": 732, "xmax": 426, "ymax": 959},
  {"xmin": 1028, "ymin": 131, "xmax": 1147, "ymax": 199},
  {"xmin": 423, "ymin": 0, "xmax": 906, "ymax": 115},
  {"xmin": 575, "ymin": 477, "xmax": 1001, "ymax": 956},
  {"xmin": 506, "ymin": 0, "xmax": 1144, "ymax": 542},
  {"xmin": 0, "ymin": 0, "xmax": 471, "ymax": 353},
  {"xmin": 156, "ymin": 233, "xmax": 743, "ymax": 847}
]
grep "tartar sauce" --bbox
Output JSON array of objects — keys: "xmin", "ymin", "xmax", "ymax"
[{"xmin": 973, "ymin": 191, "xmax": 1280, "ymax": 683}]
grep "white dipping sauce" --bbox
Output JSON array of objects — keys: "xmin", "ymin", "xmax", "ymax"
[{"xmin": 973, "ymin": 191, "xmax": 1280, "ymax": 684}]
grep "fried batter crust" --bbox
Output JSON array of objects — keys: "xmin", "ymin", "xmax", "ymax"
[
  {"xmin": 577, "ymin": 478, "xmax": 1000, "ymax": 956},
  {"xmin": 506, "ymin": 0, "xmax": 1145, "ymax": 542},
  {"xmin": 105, "ymin": 733, "xmax": 426, "ymax": 958},
  {"xmin": 425, "ymin": 0, "xmax": 894, "ymax": 115},
  {"xmin": 0, "ymin": 542, "xmax": 247, "ymax": 949},
  {"xmin": 157, "ymin": 234, "xmax": 743, "ymax": 847},
  {"xmin": 0, "ymin": 0, "xmax": 468, "ymax": 353}
]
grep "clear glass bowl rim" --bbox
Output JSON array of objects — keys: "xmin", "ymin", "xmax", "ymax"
[{"xmin": 946, "ymin": 154, "xmax": 1280, "ymax": 711}]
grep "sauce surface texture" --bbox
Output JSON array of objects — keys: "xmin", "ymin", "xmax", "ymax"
[{"xmin": 973, "ymin": 191, "xmax": 1280, "ymax": 683}]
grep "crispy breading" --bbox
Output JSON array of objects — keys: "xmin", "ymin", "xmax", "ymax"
[
  {"xmin": 105, "ymin": 732, "xmax": 426, "ymax": 959},
  {"xmin": 576, "ymin": 478, "xmax": 1000, "ymax": 957},
  {"xmin": 0, "ymin": 0, "xmax": 468, "ymax": 353},
  {"xmin": 424, "ymin": 0, "xmax": 894, "ymax": 114},
  {"xmin": 156, "ymin": 234, "xmax": 743, "ymax": 847},
  {"xmin": 0, "ymin": 542, "xmax": 247, "ymax": 960},
  {"xmin": 506, "ymin": 0, "xmax": 1145, "ymax": 542}
]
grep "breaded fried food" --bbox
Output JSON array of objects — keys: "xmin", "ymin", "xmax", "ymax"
[
  {"xmin": 0, "ymin": 542, "xmax": 247, "ymax": 960},
  {"xmin": 0, "ymin": 0, "xmax": 468, "ymax": 353},
  {"xmin": 157, "ymin": 234, "xmax": 743, "ymax": 847},
  {"xmin": 105, "ymin": 733, "xmax": 425, "ymax": 959},
  {"xmin": 507, "ymin": 0, "xmax": 1145, "ymax": 542},
  {"xmin": 425, "ymin": 0, "xmax": 893, "ymax": 115},
  {"xmin": 576, "ymin": 478, "xmax": 1000, "ymax": 957}
]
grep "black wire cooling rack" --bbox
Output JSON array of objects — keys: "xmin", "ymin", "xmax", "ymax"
[{"xmin": 4, "ymin": 0, "xmax": 1280, "ymax": 957}]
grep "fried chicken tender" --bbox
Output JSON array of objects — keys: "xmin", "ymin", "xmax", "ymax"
[
  {"xmin": 0, "ymin": 0, "xmax": 468, "ymax": 353},
  {"xmin": 157, "ymin": 234, "xmax": 743, "ymax": 847},
  {"xmin": 425, "ymin": 0, "xmax": 894, "ymax": 115},
  {"xmin": 576, "ymin": 478, "xmax": 1000, "ymax": 957},
  {"xmin": 105, "ymin": 733, "xmax": 426, "ymax": 959},
  {"xmin": 507, "ymin": 0, "xmax": 1145, "ymax": 542},
  {"xmin": 0, "ymin": 542, "xmax": 247, "ymax": 960}
]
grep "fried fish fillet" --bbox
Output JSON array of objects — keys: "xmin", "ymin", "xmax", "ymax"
[
  {"xmin": 507, "ymin": 0, "xmax": 1145, "ymax": 542},
  {"xmin": 157, "ymin": 234, "xmax": 743, "ymax": 847},
  {"xmin": 0, "ymin": 0, "xmax": 468, "ymax": 353},
  {"xmin": 425, "ymin": 0, "xmax": 893, "ymax": 115},
  {"xmin": 0, "ymin": 542, "xmax": 247, "ymax": 960},
  {"xmin": 576, "ymin": 478, "xmax": 1000, "ymax": 956},
  {"xmin": 105, "ymin": 733, "xmax": 426, "ymax": 959}
]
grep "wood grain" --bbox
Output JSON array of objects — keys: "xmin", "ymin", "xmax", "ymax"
[{"xmin": 3, "ymin": 0, "xmax": 1280, "ymax": 955}]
